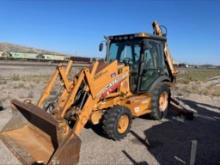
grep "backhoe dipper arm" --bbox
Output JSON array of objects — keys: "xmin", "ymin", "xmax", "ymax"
[{"xmin": 152, "ymin": 21, "xmax": 177, "ymax": 79}]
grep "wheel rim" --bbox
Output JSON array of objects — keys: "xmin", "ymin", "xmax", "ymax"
[
  {"xmin": 117, "ymin": 115, "xmax": 129, "ymax": 134},
  {"xmin": 159, "ymin": 92, "xmax": 169, "ymax": 112}
]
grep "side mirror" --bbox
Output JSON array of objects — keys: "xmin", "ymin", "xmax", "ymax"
[{"xmin": 99, "ymin": 43, "xmax": 104, "ymax": 52}]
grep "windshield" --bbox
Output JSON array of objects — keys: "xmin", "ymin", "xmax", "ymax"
[{"xmin": 107, "ymin": 39, "xmax": 142, "ymax": 65}]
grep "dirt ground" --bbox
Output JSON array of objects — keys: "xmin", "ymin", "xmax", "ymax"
[{"xmin": 0, "ymin": 64, "xmax": 220, "ymax": 165}]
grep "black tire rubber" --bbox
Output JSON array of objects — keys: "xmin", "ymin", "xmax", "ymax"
[
  {"xmin": 102, "ymin": 106, "xmax": 132, "ymax": 140},
  {"xmin": 150, "ymin": 83, "xmax": 170, "ymax": 120}
]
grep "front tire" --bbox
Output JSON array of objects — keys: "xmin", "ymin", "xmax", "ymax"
[
  {"xmin": 102, "ymin": 106, "xmax": 132, "ymax": 140},
  {"xmin": 150, "ymin": 83, "xmax": 170, "ymax": 120}
]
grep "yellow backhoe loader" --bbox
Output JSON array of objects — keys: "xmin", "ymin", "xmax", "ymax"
[{"xmin": 0, "ymin": 21, "xmax": 177, "ymax": 164}]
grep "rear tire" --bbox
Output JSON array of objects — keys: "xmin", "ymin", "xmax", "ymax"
[
  {"xmin": 102, "ymin": 106, "xmax": 132, "ymax": 140},
  {"xmin": 150, "ymin": 83, "xmax": 170, "ymax": 120}
]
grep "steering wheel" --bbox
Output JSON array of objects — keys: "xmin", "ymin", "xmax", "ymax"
[{"xmin": 122, "ymin": 58, "xmax": 132, "ymax": 66}]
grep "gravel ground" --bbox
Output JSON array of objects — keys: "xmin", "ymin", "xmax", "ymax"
[
  {"xmin": 0, "ymin": 110, "xmax": 21, "ymax": 164},
  {"xmin": 0, "ymin": 64, "xmax": 220, "ymax": 165}
]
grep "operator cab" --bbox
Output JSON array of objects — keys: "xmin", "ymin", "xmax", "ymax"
[{"xmin": 104, "ymin": 32, "xmax": 170, "ymax": 93}]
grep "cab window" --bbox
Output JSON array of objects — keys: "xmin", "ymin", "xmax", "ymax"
[{"xmin": 107, "ymin": 39, "xmax": 141, "ymax": 65}]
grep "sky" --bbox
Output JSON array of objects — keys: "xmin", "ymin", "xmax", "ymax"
[{"xmin": 0, "ymin": 0, "xmax": 220, "ymax": 65}]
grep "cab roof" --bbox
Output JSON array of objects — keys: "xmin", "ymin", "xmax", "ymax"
[{"xmin": 106, "ymin": 32, "xmax": 167, "ymax": 42}]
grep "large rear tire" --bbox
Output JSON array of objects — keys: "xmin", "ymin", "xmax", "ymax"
[
  {"xmin": 150, "ymin": 83, "xmax": 170, "ymax": 120},
  {"xmin": 102, "ymin": 106, "xmax": 132, "ymax": 140}
]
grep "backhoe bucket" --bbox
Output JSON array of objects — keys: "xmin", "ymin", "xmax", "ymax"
[{"xmin": 0, "ymin": 99, "xmax": 81, "ymax": 165}]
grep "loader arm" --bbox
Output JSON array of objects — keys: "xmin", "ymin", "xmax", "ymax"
[
  {"xmin": 35, "ymin": 60, "xmax": 129, "ymax": 135},
  {"xmin": 58, "ymin": 60, "xmax": 130, "ymax": 135}
]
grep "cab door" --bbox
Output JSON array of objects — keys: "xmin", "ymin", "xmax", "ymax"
[
  {"xmin": 138, "ymin": 40, "xmax": 165, "ymax": 92},
  {"xmin": 107, "ymin": 40, "xmax": 142, "ymax": 92}
]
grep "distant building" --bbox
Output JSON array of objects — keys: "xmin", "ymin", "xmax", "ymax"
[
  {"xmin": 4, "ymin": 52, "xmax": 67, "ymax": 61},
  {"xmin": 178, "ymin": 63, "xmax": 189, "ymax": 68},
  {"xmin": 43, "ymin": 54, "xmax": 66, "ymax": 61},
  {"xmin": 10, "ymin": 52, "xmax": 37, "ymax": 59}
]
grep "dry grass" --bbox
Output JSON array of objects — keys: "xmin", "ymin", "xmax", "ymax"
[
  {"xmin": 10, "ymin": 74, "xmax": 49, "ymax": 83},
  {"xmin": 177, "ymin": 68, "xmax": 220, "ymax": 83},
  {"xmin": 208, "ymin": 86, "xmax": 220, "ymax": 96},
  {"xmin": 22, "ymin": 75, "xmax": 49, "ymax": 82},
  {"xmin": 11, "ymin": 74, "xmax": 21, "ymax": 81},
  {"xmin": 0, "ymin": 80, "xmax": 7, "ymax": 85},
  {"xmin": 177, "ymin": 84, "xmax": 220, "ymax": 96},
  {"xmin": 27, "ymin": 91, "xmax": 34, "ymax": 98},
  {"xmin": 176, "ymin": 68, "xmax": 220, "ymax": 96},
  {"xmin": 13, "ymin": 82, "xmax": 25, "ymax": 89}
]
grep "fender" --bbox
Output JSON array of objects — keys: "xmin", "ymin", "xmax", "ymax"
[{"xmin": 148, "ymin": 75, "xmax": 171, "ymax": 92}]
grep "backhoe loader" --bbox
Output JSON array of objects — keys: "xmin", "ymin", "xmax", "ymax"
[{"xmin": 0, "ymin": 21, "xmax": 177, "ymax": 164}]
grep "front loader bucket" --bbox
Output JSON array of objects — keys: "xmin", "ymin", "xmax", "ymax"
[{"xmin": 0, "ymin": 99, "xmax": 81, "ymax": 165}]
